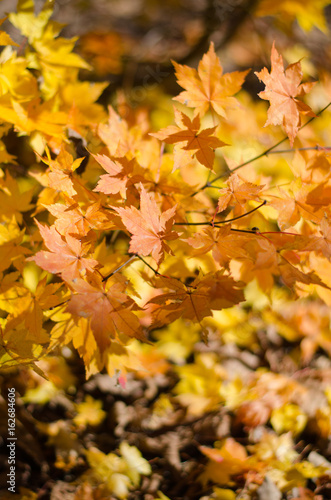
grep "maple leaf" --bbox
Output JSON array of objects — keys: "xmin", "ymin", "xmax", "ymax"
[
  {"xmin": 61, "ymin": 80, "xmax": 108, "ymax": 136},
  {"xmin": 29, "ymin": 221, "xmax": 99, "ymax": 282},
  {"xmin": 173, "ymin": 42, "xmax": 249, "ymax": 119},
  {"xmin": 9, "ymin": 0, "xmax": 90, "ymax": 100},
  {"xmin": 303, "ymin": 216, "xmax": 331, "ymax": 258},
  {"xmin": 174, "ymin": 352, "xmax": 225, "ymax": 415},
  {"xmin": 113, "ymin": 184, "xmax": 178, "ymax": 264},
  {"xmin": 256, "ymin": 0, "xmax": 330, "ymax": 33},
  {"xmin": 39, "ymin": 146, "xmax": 84, "ymax": 197},
  {"xmin": 24, "ymin": 277, "xmax": 63, "ymax": 338},
  {"xmin": 0, "ymin": 272, "xmax": 62, "ymax": 340},
  {"xmin": 93, "ymin": 154, "xmax": 144, "ymax": 198},
  {"xmin": 199, "ymin": 438, "xmax": 261, "ymax": 486},
  {"xmin": 270, "ymin": 300, "xmax": 331, "ymax": 363},
  {"xmin": 267, "ymin": 182, "xmax": 325, "ymax": 230},
  {"xmin": 129, "ymin": 340, "xmax": 170, "ymax": 378},
  {"xmin": 0, "ymin": 272, "xmax": 31, "ymax": 315},
  {"xmin": 44, "ymin": 198, "xmax": 114, "ymax": 235},
  {"xmin": 50, "ymin": 316, "xmax": 99, "ymax": 370},
  {"xmin": 153, "ymin": 319, "xmax": 200, "ymax": 364},
  {"xmin": 84, "ymin": 442, "xmax": 151, "ymax": 497},
  {"xmin": 239, "ymin": 233, "xmax": 329, "ymax": 291},
  {"xmin": 279, "ymin": 256, "xmax": 329, "ymax": 289},
  {"xmin": 151, "ymin": 109, "xmax": 226, "ymax": 170},
  {"xmin": 33, "ymin": 36, "xmax": 91, "ymax": 73},
  {"xmin": 0, "ymin": 49, "xmax": 38, "ymax": 102},
  {"xmin": 9, "ymin": 0, "xmax": 55, "ymax": 44},
  {"xmin": 73, "ymin": 395, "xmax": 106, "ymax": 428},
  {"xmin": 217, "ymin": 173, "xmax": 264, "ymax": 213},
  {"xmin": 0, "ymin": 98, "xmax": 68, "ymax": 145},
  {"xmin": 255, "ymin": 43, "xmax": 316, "ymax": 146},
  {"xmin": 187, "ymin": 225, "xmax": 250, "ymax": 268},
  {"xmin": 0, "ymin": 227, "xmax": 32, "ymax": 273},
  {"xmin": 67, "ymin": 275, "xmax": 148, "ymax": 351},
  {"xmin": 270, "ymin": 403, "xmax": 307, "ymax": 436},
  {"xmin": 140, "ymin": 145, "xmax": 195, "ymax": 201},
  {"xmin": 236, "ymin": 236, "xmax": 280, "ymax": 291},
  {"xmin": 289, "ymin": 150, "xmax": 331, "ymax": 184},
  {"xmin": 148, "ymin": 271, "xmax": 245, "ymax": 339},
  {"xmin": 0, "ymin": 315, "xmax": 45, "ymax": 370},
  {"xmin": 0, "ymin": 170, "xmax": 34, "ymax": 224},
  {"xmin": 98, "ymin": 106, "xmax": 134, "ymax": 157}
]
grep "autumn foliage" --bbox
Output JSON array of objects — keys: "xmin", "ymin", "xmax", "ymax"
[{"xmin": 1, "ymin": 0, "xmax": 331, "ymax": 498}]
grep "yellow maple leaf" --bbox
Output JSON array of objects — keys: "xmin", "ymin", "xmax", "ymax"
[
  {"xmin": 0, "ymin": 48, "xmax": 38, "ymax": 101},
  {"xmin": 9, "ymin": 0, "xmax": 91, "ymax": 99},
  {"xmin": 0, "ymin": 316, "xmax": 45, "ymax": 369},
  {"xmin": 84, "ymin": 443, "xmax": 151, "ymax": 499},
  {"xmin": 0, "ymin": 170, "xmax": 34, "ymax": 223},
  {"xmin": 256, "ymin": 0, "xmax": 330, "ymax": 32},
  {"xmin": 173, "ymin": 42, "xmax": 249, "ymax": 119},
  {"xmin": 9, "ymin": 0, "xmax": 55, "ymax": 44},
  {"xmin": 73, "ymin": 395, "xmax": 106, "ymax": 428},
  {"xmin": 270, "ymin": 403, "xmax": 307, "ymax": 436}
]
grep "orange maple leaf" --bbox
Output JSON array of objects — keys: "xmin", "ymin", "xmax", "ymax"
[
  {"xmin": 148, "ymin": 271, "xmax": 245, "ymax": 339},
  {"xmin": 98, "ymin": 106, "xmax": 132, "ymax": 157},
  {"xmin": 279, "ymin": 256, "xmax": 329, "ymax": 289},
  {"xmin": 199, "ymin": 438, "xmax": 261, "ymax": 486},
  {"xmin": 238, "ymin": 236, "xmax": 280, "ymax": 291},
  {"xmin": 67, "ymin": 275, "xmax": 147, "ymax": 351},
  {"xmin": 255, "ymin": 43, "xmax": 316, "ymax": 146},
  {"xmin": 173, "ymin": 42, "xmax": 249, "ymax": 119},
  {"xmin": 238, "ymin": 233, "xmax": 329, "ymax": 291},
  {"xmin": 267, "ymin": 183, "xmax": 325, "ymax": 230},
  {"xmin": 113, "ymin": 184, "xmax": 178, "ymax": 264},
  {"xmin": 303, "ymin": 216, "xmax": 331, "ymax": 258},
  {"xmin": 151, "ymin": 109, "xmax": 226, "ymax": 170},
  {"xmin": 39, "ymin": 145, "xmax": 84, "ymax": 196},
  {"xmin": 29, "ymin": 221, "xmax": 99, "ymax": 281},
  {"xmin": 93, "ymin": 154, "xmax": 144, "ymax": 198},
  {"xmin": 187, "ymin": 225, "xmax": 249, "ymax": 268},
  {"xmin": 44, "ymin": 198, "xmax": 113, "ymax": 235},
  {"xmin": 217, "ymin": 173, "xmax": 264, "ymax": 213}
]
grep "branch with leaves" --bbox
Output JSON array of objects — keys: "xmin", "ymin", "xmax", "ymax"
[{"xmin": 0, "ymin": 1, "xmax": 330, "ymax": 387}]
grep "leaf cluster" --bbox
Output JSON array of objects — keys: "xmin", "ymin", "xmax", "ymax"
[{"xmin": 1, "ymin": 1, "xmax": 331, "ymax": 498}]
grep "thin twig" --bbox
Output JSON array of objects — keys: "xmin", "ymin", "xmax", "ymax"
[
  {"xmin": 230, "ymin": 228, "xmax": 259, "ymax": 234},
  {"xmin": 174, "ymin": 200, "xmax": 266, "ymax": 226},
  {"xmin": 266, "ymin": 145, "xmax": 331, "ymax": 154},
  {"xmin": 215, "ymin": 200, "xmax": 266, "ymax": 223},
  {"xmin": 136, "ymin": 255, "xmax": 183, "ymax": 282},
  {"xmin": 190, "ymin": 101, "xmax": 331, "ymax": 197},
  {"xmin": 102, "ymin": 254, "xmax": 137, "ymax": 281},
  {"xmin": 136, "ymin": 254, "xmax": 162, "ymax": 276},
  {"xmin": 49, "ymin": 300, "xmax": 69, "ymax": 311}
]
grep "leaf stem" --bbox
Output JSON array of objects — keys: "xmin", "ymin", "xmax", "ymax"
[
  {"xmin": 174, "ymin": 200, "xmax": 266, "ymax": 226},
  {"xmin": 136, "ymin": 255, "xmax": 183, "ymax": 281},
  {"xmin": 215, "ymin": 200, "xmax": 267, "ymax": 223},
  {"xmin": 102, "ymin": 254, "xmax": 137, "ymax": 281},
  {"xmin": 230, "ymin": 228, "xmax": 259, "ymax": 234},
  {"xmin": 136, "ymin": 254, "xmax": 163, "ymax": 276}
]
